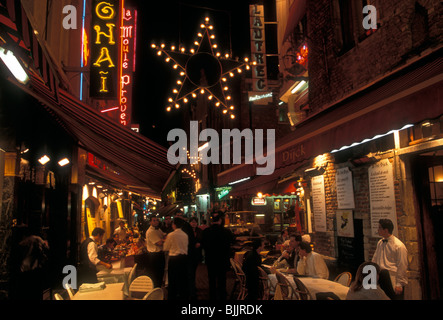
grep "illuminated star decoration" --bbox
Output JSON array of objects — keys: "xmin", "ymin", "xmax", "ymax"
[{"xmin": 152, "ymin": 17, "xmax": 254, "ymax": 120}]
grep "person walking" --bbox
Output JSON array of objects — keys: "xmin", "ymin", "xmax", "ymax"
[
  {"xmin": 371, "ymin": 218, "xmax": 408, "ymax": 300},
  {"xmin": 202, "ymin": 211, "xmax": 234, "ymax": 300},
  {"xmin": 163, "ymin": 217, "xmax": 189, "ymax": 300}
]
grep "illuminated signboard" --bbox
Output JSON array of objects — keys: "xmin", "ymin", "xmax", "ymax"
[
  {"xmin": 249, "ymin": 4, "xmax": 267, "ymax": 92},
  {"xmin": 248, "ymin": 91, "xmax": 273, "ymax": 105},
  {"xmin": 90, "ymin": 0, "xmax": 119, "ymax": 99},
  {"xmin": 251, "ymin": 197, "xmax": 267, "ymax": 206},
  {"xmin": 119, "ymin": 7, "xmax": 137, "ymax": 127},
  {"xmin": 215, "ymin": 186, "xmax": 232, "ymax": 200}
]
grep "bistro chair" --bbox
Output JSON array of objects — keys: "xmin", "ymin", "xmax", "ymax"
[
  {"xmin": 142, "ymin": 287, "xmax": 164, "ymax": 300},
  {"xmin": 275, "ymin": 271, "xmax": 297, "ymax": 300},
  {"xmin": 127, "ymin": 263, "xmax": 138, "ymax": 286},
  {"xmin": 128, "ymin": 275, "xmax": 154, "ymax": 299},
  {"xmin": 257, "ymin": 266, "xmax": 271, "ymax": 300},
  {"xmin": 230, "ymin": 258, "xmax": 247, "ymax": 300},
  {"xmin": 54, "ymin": 293, "xmax": 64, "ymax": 300},
  {"xmin": 334, "ymin": 272, "xmax": 352, "ymax": 287},
  {"xmin": 292, "ymin": 276, "xmax": 313, "ymax": 300},
  {"xmin": 64, "ymin": 283, "xmax": 75, "ymax": 300}
]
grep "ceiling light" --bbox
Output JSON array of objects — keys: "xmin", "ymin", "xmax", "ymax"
[
  {"xmin": 58, "ymin": 158, "xmax": 70, "ymax": 166},
  {"xmin": 38, "ymin": 155, "xmax": 50, "ymax": 165}
]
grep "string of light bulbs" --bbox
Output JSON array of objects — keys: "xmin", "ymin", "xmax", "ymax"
[{"xmin": 151, "ymin": 17, "xmax": 254, "ymax": 120}]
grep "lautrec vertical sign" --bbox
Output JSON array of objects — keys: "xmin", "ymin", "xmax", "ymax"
[
  {"xmin": 249, "ymin": 4, "xmax": 267, "ymax": 92},
  {"xmin": 90, "ymin": 0, "xmax": 119, "ymax": 99}
]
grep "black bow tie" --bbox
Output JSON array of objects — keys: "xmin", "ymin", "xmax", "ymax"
[{"xmin": 382, "ymin": 239, "xmax": 388, "ymax": 243}]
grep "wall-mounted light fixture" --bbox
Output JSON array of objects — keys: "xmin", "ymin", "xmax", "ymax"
[{"xmin": 0, "ymin": 47, "xmax": 29, "ymax": 84}]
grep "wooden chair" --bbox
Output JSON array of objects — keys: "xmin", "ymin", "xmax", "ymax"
[
  {"xmin": 292, "ymin": 276, "xmax": 313, "ymax": 300},
  {"xmin": 275, "ymin": 271, "xmax": 297, "ymax": 300},
  {"xmin": 257, "ymin": 266, "xmax": 270, "ymax": 300},
  {"xmin": 142, "ymin": 287, "xmax": 164, "ymax": 300},
  {"xmin": 334, "ymin": 272, "xmax": 352, "ymax": 287},
  {"xmin": 230, "ymin": 258, "xmax": 247, "ymax": 300},
  {"xmin": 129, "ymin": 275, "xmax": 154, "ymax": 299},
  {"xmin": 54, "ymin": 293, "xmax": 64, "ymax": 300},
  {"xmin": 64, "ymin": 283, "xmax": 75, "ymax": 300},
  {"xmin": 127, "ymin": 263, "xmax": 138, "ymax": 286}
]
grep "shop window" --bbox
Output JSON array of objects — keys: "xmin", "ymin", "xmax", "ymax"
[
  {"xmin": 332, "ymin": 0, "xmax": 355, "ymax": 55},
  {"xmin": 429, "ymin": 165, "xmax": 443, "ymax": 207}
]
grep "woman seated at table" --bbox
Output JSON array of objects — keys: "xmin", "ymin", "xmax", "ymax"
[
  {"xmin": 296, "ymin": 241, "xmax": 329, "ymax": 279},
  {"xmin": 346, "ymin": 262, "xmax": 390, "ymax": 300}
]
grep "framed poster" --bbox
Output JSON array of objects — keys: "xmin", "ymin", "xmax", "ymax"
[
  {"xmin": 274, "ymin": 199, "xmax": 280, "ymax": 210},
  {"xmin": 336, "ymin": 210, "xmax": 354, "ymax": 237}
]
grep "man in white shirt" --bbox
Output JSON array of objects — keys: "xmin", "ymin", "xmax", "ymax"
[
  {"xmin": 296, "ymin": 241, "xmax": 329, "ymax": 279},
  {"xmin": 145, "ymin": 216, "xmax": 166, "ymax": 288},
  {"xmin": 163, "ymin": 217, "xmax": 189, "ymax": 300},
  {"xmin": 79, "ymin": 228, "xmax": 112, "ymax": 285},
  {"xmin": 372, "ymin": 218, "xmax": 408, "ymax": 299},
  {"xmin": 114, "ymin": 220, "xmax": 128, "ymax": 244}
]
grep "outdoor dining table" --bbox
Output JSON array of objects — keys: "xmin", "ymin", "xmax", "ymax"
[
  {"xmin": 267, "ymin": 271, "xmax": 350, "ymax": 300},
  {"xmin": 72, "ymin": 283, "xmax": 124, "ymax": 300}
]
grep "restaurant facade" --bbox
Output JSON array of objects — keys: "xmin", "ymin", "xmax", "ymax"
[
  {"xmin": 0, "ymin": 0, "xmax": 172, "ymax": 299},
  {"xmin": 217, "ymin": 0, "xmax": 443, "ymax": 300}
]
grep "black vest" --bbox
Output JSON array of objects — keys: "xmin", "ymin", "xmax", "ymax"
[{"xmin": 80, "ymin": 238, "xmax": 97, "ymax": 271}]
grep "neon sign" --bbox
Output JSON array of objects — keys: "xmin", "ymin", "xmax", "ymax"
[
  {"xmin": 118, "ymin": 7, "xmax": 136, "ymax": 126},
  {"xmin": 249, "ymin": 4, "xmax": 267, "ymax": 91},
  {"xmin": 90, "ymin": 0, "xmax": 119, "ymax": 98}
]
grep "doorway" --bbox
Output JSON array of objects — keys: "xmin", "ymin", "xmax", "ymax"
[{"xmin": 412, "ymin": 151, "xmax": 443, "ymax": 299}]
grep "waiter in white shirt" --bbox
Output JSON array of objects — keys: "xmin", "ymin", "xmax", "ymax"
[
  {"xmin": 372, "ymin": 218, "xmax": 408, "ymax": 299},
  {"xmin": 163, "ymin": 217, "xmax": 189, "ymax": 300},
  {"xmin": 145, "ymin": 216, "xmax": 166, "ymax": 288},
  {"xmin": 296, "ymin": 241, "xmax": 329, "ymax": 279},
  {"xmin": 79, "ymin": 227, "xmax": 112, "ymax": 285}
]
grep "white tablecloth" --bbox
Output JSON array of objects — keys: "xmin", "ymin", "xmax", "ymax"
[
  {"xmin": 72, "ymin": 283, "xmax": 124, "ymax": 300},
  {"xmin": 268, "ymin": 273, "xmax": 350, "ymax": 300}
]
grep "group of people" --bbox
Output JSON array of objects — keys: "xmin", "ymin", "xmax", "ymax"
[
  {"xmin": 78, "ymin": 214, "xmax": 408, "ymax": 301},
  {"xmin": 241, "ymin": 218, "xmax": 408, "ymax": 300},
  {"xmin": 143, "ymin": 210, "xmax": 234, "ymax": 300}
]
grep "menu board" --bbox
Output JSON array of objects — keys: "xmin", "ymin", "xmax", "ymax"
[
  {"xmin": 311, "ymin": 175, "xmax": 327, "ymax": 232},
  {"xmin": 368, "ymin": 159, "xmax": 398, "ymax": 237},
  {"xmin": 336, "ymin": 167, "xmax": 355, "ymax": 209}
]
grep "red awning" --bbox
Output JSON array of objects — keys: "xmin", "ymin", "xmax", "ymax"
[
  {"xmin": 24, "ymin": 76, "xmax": 173, "ymax": 196},
  {"xmin": 229, "ymin": 162, "xmax": 305, "ymax": 197}
]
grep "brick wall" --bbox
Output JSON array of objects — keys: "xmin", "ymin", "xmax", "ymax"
[{"xmin": 307, "ymin": 0, "xmax": 443, "ymax": 115}]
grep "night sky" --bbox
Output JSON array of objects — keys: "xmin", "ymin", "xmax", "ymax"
[{"xmin": 129, "ymin": 0, "xmax": 253, "ymax": 148}]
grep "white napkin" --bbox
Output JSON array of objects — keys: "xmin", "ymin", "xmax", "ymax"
[{"xmin": 79, "ymin": 282, "xmax": 106, "ymax": 292}]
